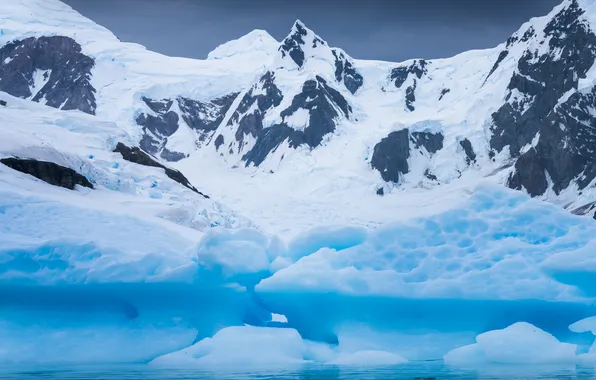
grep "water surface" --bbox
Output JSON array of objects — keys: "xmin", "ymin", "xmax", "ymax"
[{"xmin": 2, "ymin": 362, "xmax": 596, "ymax": 379}]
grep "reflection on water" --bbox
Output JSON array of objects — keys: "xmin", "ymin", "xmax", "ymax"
[{"xmin": 1, "ymin": 362, "xmax": 596, "ymax": 379}]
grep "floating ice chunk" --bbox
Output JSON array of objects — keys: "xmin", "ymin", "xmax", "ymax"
[
  {"xmin": 444, "ymin": 343, "xmax": 487, "ymax": 365},
  {"xmin": 570, "ymin": 316, "xmax": 596, "ymax": 335},
  {"xmin": 150, "ymin": 326, "xmax": 307, "ymax": 368},
  {"xmin": 570, "ymin": 316, "xmax": 596, "ymax": 360},
  {"xmin": 444, "ymin": 322, "xmax": 577, "ymax": 365},
  {"xmin": 326, "ymin": 350, "xmax": 407, "ymax": 366},
  {"xmin": 271, "ymin": 313, "xmax": 288, "ymax": 323}
]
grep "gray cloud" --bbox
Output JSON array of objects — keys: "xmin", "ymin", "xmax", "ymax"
[{"xmin": 62, "ymin": 0, "xmax": 561, "ymax": 62}]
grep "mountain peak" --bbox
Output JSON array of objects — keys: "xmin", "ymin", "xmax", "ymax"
[
  {"xmin": 279, "ymin": 19, "xmax": 328, "ymax": 68},
  {"xmin": 207, "ymin": 29, "xmax": 279, "ymax": 61},
  {"xmin": 292, "ymin": 19, "xmax": 307, "ymax": 31}
]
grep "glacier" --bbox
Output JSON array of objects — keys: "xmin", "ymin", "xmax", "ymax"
[{"xmin": 3, "ymin": 182, "xmax": 596, "ymax": 366}]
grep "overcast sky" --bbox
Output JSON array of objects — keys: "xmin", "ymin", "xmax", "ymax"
[{"xmin": 63, "ymin": 0, "xmax": 561, "ymax": 62}]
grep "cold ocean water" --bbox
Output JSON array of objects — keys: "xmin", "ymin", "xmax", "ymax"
[{"xmin": 2, "ymin": 363, "xmax": 596, "ymax": 379}]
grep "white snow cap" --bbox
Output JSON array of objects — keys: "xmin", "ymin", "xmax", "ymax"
[{"xmin": 207, "ymin": 29, "xmax": 279, "ymax": 60}]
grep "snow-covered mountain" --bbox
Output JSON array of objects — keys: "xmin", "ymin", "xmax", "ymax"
[
  {"xmin": 1, "ymin": 0, "xmax": 596, "ymax": 237},
  {"xmin": 4, "ymin": 0, "xmax": 596, "ymax": 367}
]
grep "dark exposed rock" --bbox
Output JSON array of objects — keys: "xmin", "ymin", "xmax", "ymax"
[
  {"xmin": 1, "ymin": 157, "xmax": 93, "ymax": 190},
  {"xmin": 312, "ymin": 36, "xmax": 325, "ymax": 48},
  {"xmin": 113, "ymin": 142, "xmax": 208, "ymax": 198},
  {"xmin": 138, "ymin": 110, "xmax": 179, "ymax": 137},
  {"xmin": 142, "ymin": 97, "xmax": 172, "ymax": 114},
  {"xmin": 506, "ymin": 26, "xmax": 535, "ymax": 47},
  {"xmin": 484, "ymin": 50, "xmax": 509, "ymax": 84},
  {"xmin": 411, "ymin": 131, "xmax": 444, "ymax": 154},
  {"xmin": 371, "ymin": 129, "xmax": 444, "ymax": 183},
  {"xmin": 235, "ymin": 112, "xmax": 264, "ymax": 147},
  {"xmin": 0, "ymin": 100, "xmax": 6, "ymax": 106},
  {"xmin": 521, "ymin": 26, "xmax": 537, "ymax": 42},
  {"xmin": 280, "ymin": 21, "xmax": 309, "ymax": 67},
  {"xmin": 424, "ymin": 169, "xmax": 438, "ymax": 181},
  {"xmin": 405, "ymin": 83, "xmax": 417, "ymax": 111},
  {"xmin": 391, "ymin": 60, "xmax": 428, "ymax": 111},
  {"xmin": 0, "ymin": 36, "xmax": 96, "ymax": 114},
  {"xmin": 243, "ymin": 76, "xmax": 351, "ymax": 167},
  {"xmin": 390, "ymin": 60, "xmax": 428, "ymax": 88},
  {"xmin": 136, "ymin": 93, "xmax": 238, "ymax": 160},
  {"xmin": 229, "ymin": 71, "xmax": 283, "ymax": 149},
  {"xmin": 281, "ymin": 75, "xmax": 350, "ymax": 131},
  {"xmin": 159, "ymin": 148, "xmax": 187, "ymax": 162},
  {"xmin": 507, "ymin": 149, "xmax": 549, "ymax": 197},
  {"xmin": 177, "ymin": 93, "xmax": 238, "ymax": 137},
  {"xmin": 376, "ymin": 187, "xmax": 384, "ymax": 196},
  {"xmin": 137, "ymin": 97, "xmax": 179, "ymax": 156},
  {"xmin": 460, "ymin": 138, "xmax": 477, "ymax": 165},
  {"xmin": 370, "ymin": 129, "xmax": 411, "ymax": 183},
  {"xmin": 506, "ymin": 35, "xmax": 519, "ymax": 48},
  {"xmin": 136, "ymin": 108, "xmax": 179, "ymax": 155},
  {"xmin": 214, "ymin": 134, "xmax": 225, "ymax": 150},
  {"xmin": 439, "ymin": 88, "xmax": 450, "ymax": 101},
  {"xmin": 332, "ymin": 49, "xmax": 363, "ymax": 94},
  {"xmin": 571, "ymin": 201, "xmax": 596, "ymax": 216},
  {"xmin": 490, "ymin": 0, "xmax": 596, "ymax": 197},
  {"xmin": 242, "ymin": 124, "xmax": 294, "ymax": 167}
]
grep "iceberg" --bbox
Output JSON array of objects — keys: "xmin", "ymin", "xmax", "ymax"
[
  {"xmin": 569, "ymin": 316, "xmax": 596, "ymax": 361},
  {"xmin": 150, "ymin": 326, "xmax": 307, "ymax": 369},
  {"xmin": 443, "ymin": 322, "xmax": 577, "ymax": 365},
  {"xmin": 2, "ymin": 184, "xmax": 596, "ymax": 365},
  {"xmin": 255, "ymin": 186, "xmax": 596, "ymax": 359}
]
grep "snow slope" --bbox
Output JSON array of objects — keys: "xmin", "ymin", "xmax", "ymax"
[
  {"xmin": 2, "ymin": 0, "xmax": 596, "ymax": 368},
  {"xmin": 1, "ymin": 0, "xmax": 595, "ymax": 237}
]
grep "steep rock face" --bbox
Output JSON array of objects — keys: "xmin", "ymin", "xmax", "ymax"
[
  {"xmin": 278, "ymin": 21, "xmax": 363, "ymax": 94},
  {"xmin": 0, "ymin": 36, "xmax": 96, "ymax": 114},
  {"xmin": 136, "ymin": 94, "xmax": 238, "ymax": 161},
  {"xmin": 460, "ymin": 138, "xmax": 477, "ymax": 165},
  {"xmin": 370, "ymin": 129, "xmax": 411, "ymax": 184},
  {"xmin": 136, "ymin": 98, "xmax": 181, "ymax": 160},
  {"xmin": 485, "ymin": 50, "xmax": 510, "ymax": 84},
  {"xmin": 369, "ymin": 0, "xmax": 596, "ymax": 213},
  {"xmin": 178, "ymin": 93, "xmax": 238, "ymax": 139},
  {"xmin": 371, "ymin": 129, "xmax": 444, "ymax": 184},
  {"xmin": 390, "ymin": 59, "xmax": 428, "ymax": 111},
  {"xmin": 243, "ymin": 75, "xmax": 351, "ymax": 167},
  {"xmin": 279, "ymin": 21, "xmax": 310, "ymax": 68},
  {"xmin": 411, "ymin": 131, "xmax": 444, "ymax": 154},
  {"xmin": 0, "ymin": 157, "xmax": 93, "ymax": 190},
  {"xmin": 113, "ymin": 142, "xmax": 208, "ymax": 197},
  {"xmin": 332, "ymin": 49, "xmax": 363, "ymax": 94},
  {"xmin": 490, "ymin": 0, "xmax": 596, "ymax": 197},
  {"xmin": 226, "ymin": 71, "xmax": 283, "ymax": 154}
]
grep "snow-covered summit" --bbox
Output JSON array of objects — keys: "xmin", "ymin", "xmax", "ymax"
[
  {"xmin": 207, "ymin": 29, "xmax": 279, "ymax": 62},
  {"xmin": 0, "ymin": 0, "xmax": 596, "ymax": 236}
]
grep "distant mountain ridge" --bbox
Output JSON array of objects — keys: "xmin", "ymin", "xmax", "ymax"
[{"xmin": 1, "ymin": 0, "xmax": 595, "ymax": 228}]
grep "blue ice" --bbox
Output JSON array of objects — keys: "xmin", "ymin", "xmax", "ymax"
[{"xmin": 3, "ymin": 185, "xmax": 596, "ymax": 365}]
